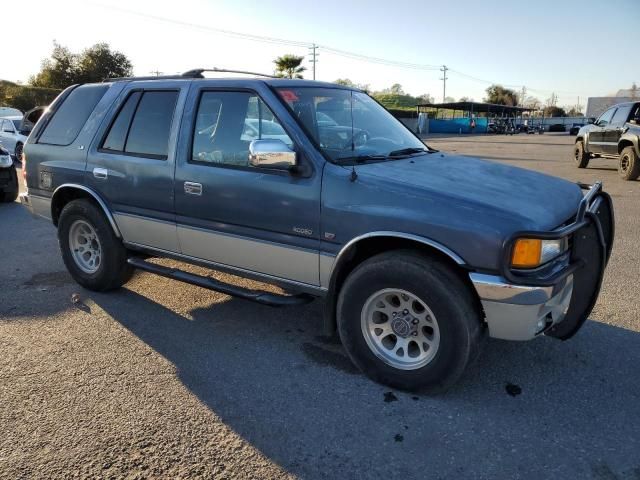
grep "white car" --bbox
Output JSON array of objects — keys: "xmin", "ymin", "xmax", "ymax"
[{"xmin": 0, "ymin": 116, "xmax": 28, "ymax": 159}]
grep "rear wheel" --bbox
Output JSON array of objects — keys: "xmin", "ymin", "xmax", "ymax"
[
  {"xmin": 337, "ymin": 250, "xmax": 483, "ymax": 392},
  {"xmin": 618, "ymin": 146, "xmax": 640, "ymax": 181},
  {"xmin": 58, "ymin": 199, "xmax": 133, "ymax": 291},
  {"xmin": 573, "ymin": 141, "xmax": 590, "ymax": 168}
]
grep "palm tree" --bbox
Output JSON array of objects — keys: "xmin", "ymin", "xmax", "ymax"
[{"xmin": 274, "ymin": 54, "xmax": 306, "ymax": 79}]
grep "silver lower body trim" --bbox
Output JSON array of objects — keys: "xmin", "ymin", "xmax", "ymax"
[
  {"xmin": 176, "ymin": 224, "xmax": 319, "ymax": 286},
  {"xmin": 470, "ymin": 272, "xmax": 574, "ymax": 341},
  {"xmin": 125, "ymin": 242, "xmax": 326, "ymax": 297},
  {"xmin": 114, "ymin": 213, "xmax": 180, "ymax": 252}
]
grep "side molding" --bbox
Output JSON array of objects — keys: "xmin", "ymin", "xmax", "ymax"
[{"xmin": 52, "ymin": 183, "xmax": 122, "ymax": 238}]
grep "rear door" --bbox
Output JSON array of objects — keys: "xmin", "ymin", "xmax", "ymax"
[
  {"xmin": 174, "ymin": 82, "xmax": 322, "ymax": 287},
  {"xmin": 589, "ymin": 107, "xmax": 616, "ymax": 154},
  {"xmin": 86, "ymin": 80, "xmax": 190, "ymax": 252},
  {"xmin": 604, "ymin": 104, "xmax": 633, "ymax": 155}
]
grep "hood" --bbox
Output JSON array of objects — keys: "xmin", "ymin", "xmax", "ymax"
[{"xmin": 356, "ymin": 152, "xmax": 583, "ymax": 231}]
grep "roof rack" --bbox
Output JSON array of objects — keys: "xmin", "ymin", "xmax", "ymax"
[
  {"xmin": 183, "ymin": 68, "xmax": 278, "ymax": 79},
  {"xmin": 105, "ymin": 67, "xmax": 277, "ymax": 82}
]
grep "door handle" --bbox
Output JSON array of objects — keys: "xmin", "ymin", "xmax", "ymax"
[
  {"xmin": 93, "ymin": 167, "xmax": 108, "ymax": 180},
  {"xmin": 184, "ymin": 181, "xmax": 203, "ymax": 196}
]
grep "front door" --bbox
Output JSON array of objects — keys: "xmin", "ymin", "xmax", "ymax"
[
  {"xmin": 604, "ymin": 104, "xmax": 633, "ymax": 155},
  {"xmin": 86, "ymin": 81, "xmax": 189, "ymax": 252},
  {"xmin": 589, "ymin": 107, "xmax": 616, "ymax": 154},
  {"xmin": 174, "ymin": 86, "xmax": 322, "ymax": 287}
]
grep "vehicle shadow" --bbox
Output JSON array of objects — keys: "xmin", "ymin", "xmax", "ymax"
[{"xmin": 88, "ymin": 287, "xmax": 640, "ymax": 479}]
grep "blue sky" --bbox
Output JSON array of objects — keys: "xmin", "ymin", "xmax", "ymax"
[{"xmin": 3, "ymin": 0, "xmax": 638, "ymax": 109}]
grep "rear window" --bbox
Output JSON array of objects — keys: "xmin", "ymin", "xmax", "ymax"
[
  {"xmin": 38, "ymin": 84, "xmax": 109, "ymax": 146},
  {"xmin": 100, "ymin": 90, "xmax": 178, "ymax": 159}
]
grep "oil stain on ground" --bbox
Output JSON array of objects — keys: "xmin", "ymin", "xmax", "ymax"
[{"xmin": 300, "ymin": 342, "xmax": 360, "ymax": 375}]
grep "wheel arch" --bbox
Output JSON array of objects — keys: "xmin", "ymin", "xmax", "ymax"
[
  {"xmin": 618, "ymin": 136, "xmax": 638, "ymax": 155},
  {"xmin": 51, "ymin": 184, "xmax": 121, "ymax": 238},
  {"xmin": 322, "ymin": 232, "xmax": 480, "ymax": 336}
]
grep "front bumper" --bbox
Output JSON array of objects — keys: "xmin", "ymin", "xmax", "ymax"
[
  {"xmin": 471, "ymin": 272, "xmax": 573, "ymax": 340},
  {"xmin": 471, "ymin": 181, "xmax": 614, "ymax": 341}
]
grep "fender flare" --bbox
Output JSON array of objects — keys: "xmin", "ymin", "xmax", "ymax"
[
  {"xmin": 618, "ymin": 133, "xmax": 640, "ymax": 156},
  {"xmin": 52, "ymin": 183, "xmax": 121, "ymax": 238},
  {"xmin": 322, "ymin": 231, "xmax": 467, "ymax": 336}
]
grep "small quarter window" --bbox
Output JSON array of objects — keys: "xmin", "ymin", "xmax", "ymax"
[{"xmin": 102, "ymin": 91, "xmax": 141, "ymax": 152}]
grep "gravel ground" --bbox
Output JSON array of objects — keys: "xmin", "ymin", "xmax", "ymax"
[{"xmin": 1, "ymin": 133, "xmax": 638, "ymax": 479}]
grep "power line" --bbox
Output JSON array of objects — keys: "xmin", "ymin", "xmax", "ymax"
[
  {"xmin": 88, "ymin": 1, "xmax": 593, "ymax": 99},
  {"xmin": 90, "ymin": 2, "xmax": 310, "ymax": 48}
]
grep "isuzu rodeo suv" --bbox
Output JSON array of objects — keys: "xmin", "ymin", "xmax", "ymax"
[{"xmin": 20, "ymin": 70, "xmax": 614, "ymax": 391}]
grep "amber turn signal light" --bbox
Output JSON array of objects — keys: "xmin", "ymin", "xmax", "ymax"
[{"xmin": 511, "ymin": 238, "xmax": 542, "ymax": 268}]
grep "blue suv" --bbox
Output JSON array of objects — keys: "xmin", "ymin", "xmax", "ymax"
[{"xmin": 20, "ymin": 70, "xmax": 614, "ymax": 391}]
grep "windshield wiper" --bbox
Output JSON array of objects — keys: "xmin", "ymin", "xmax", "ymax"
[
  {"xmin": 388, "ymin": 147, "xmax": 431, "ymax": 157},
  {"xmin": 335, "ymin": 154, "xmax": 387, "ymax": 164}
]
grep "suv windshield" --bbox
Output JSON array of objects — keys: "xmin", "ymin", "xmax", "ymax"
[{"xmin": 276, "ymin": 87, "xmax": 428, "ymax": 162}]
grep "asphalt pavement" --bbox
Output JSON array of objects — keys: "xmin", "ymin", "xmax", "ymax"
[{"xmin": 1, "ymin": 133, "xmax": 638, "ymax": 479}]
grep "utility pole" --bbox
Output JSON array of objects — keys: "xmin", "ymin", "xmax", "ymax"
[
  {"xmin": 576, "ymin": 96, "xmax": 581, "ymax": 115},
  {"xmin": 520, "ymin": 86, "xmax": 527, "ymax": 107},
  {"xmin": 440, "ymin": 65, "xmax": 448, "ymax": 103},
  {"xmin": 150, "ymin": 69, "xmax": 163, "ymax": 77},
  {"xmin": 308, "ymin": 43, "xmax": 318, "ymax": 80}
]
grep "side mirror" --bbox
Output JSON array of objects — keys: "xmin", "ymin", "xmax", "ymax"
[
  {"xmin": 249, "ymin": 139, "xmax": 296, "ymax": 171},
  {"xmin": 588, "ymin": 118, "xmax": 595, "ymax": 124}
]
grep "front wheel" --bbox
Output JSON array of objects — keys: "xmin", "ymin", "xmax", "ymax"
[
  {"xmin": 619, "ymin": 146, "xmax": 640, "ymax": 181},
  {"xmin": 58, "ymin": 199, "xmax": 133, "ymax": 291},
  {"xmin": 573, "ymin": 141, "xmax": 590, "ymax": 168},
  {"xmin": 337, "ymin": 250, "xmax": 483, "ymax": 392}
]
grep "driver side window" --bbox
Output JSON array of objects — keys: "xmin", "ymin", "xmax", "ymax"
[
  {"xmin": 191, "ymin": 91, "xmax": 292, "ymax": 167},
  {"xmin": 597, "ymin": 107, "xmax": 616, "ymax": 127}
]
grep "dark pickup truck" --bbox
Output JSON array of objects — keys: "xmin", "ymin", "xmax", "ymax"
[
  {"xmin": 574, "ymin": 101, "xmax": 640, "ymax": 180},
  {"xmin": 20, "ymin": 70, "xmax": 614, "ymax": 392}
]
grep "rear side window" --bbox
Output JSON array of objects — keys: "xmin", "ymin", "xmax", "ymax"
[
  {"xmin": 38, "ymin": 84, "xmax": 109, "ymax": 146},
  {"xmin": 101, "ymin": 90, "xmax": 178, "ymax": 159}
]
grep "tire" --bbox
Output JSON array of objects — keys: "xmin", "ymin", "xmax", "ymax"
[
  {"xmin": 58, "ymin": 199, "xmax": 133, "ymax": 291},
  {"xmin": 337, "ymin": 250, "xmax": 483, "ymax": 393},
  {"xmin": 14, "ymin": 142, "xmax": 23, "ymax": 161},
  {"xmin": 573, "ymin": 141, "xmax": 590, "ymax": 168},
  {"xmin": 0, "ymin": 167, "xmax": 19, "ymax": 203},
  {"xmin": 618, "ymin": 146, "xmax": 640, "ymax": 181}
]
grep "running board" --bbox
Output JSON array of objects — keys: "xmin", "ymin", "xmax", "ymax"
[{"xmin": 127, "ymin": 257, "xmax": 314, "ymax": 307}]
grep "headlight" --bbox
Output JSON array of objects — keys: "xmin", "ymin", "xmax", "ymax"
[
  {"xmin": 511, "ymin": 237, "xmax": 568, "ymax": 269},
  {"xmin": 0, "ymin": 155, "xmax": 12, "ymax": 168}
]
